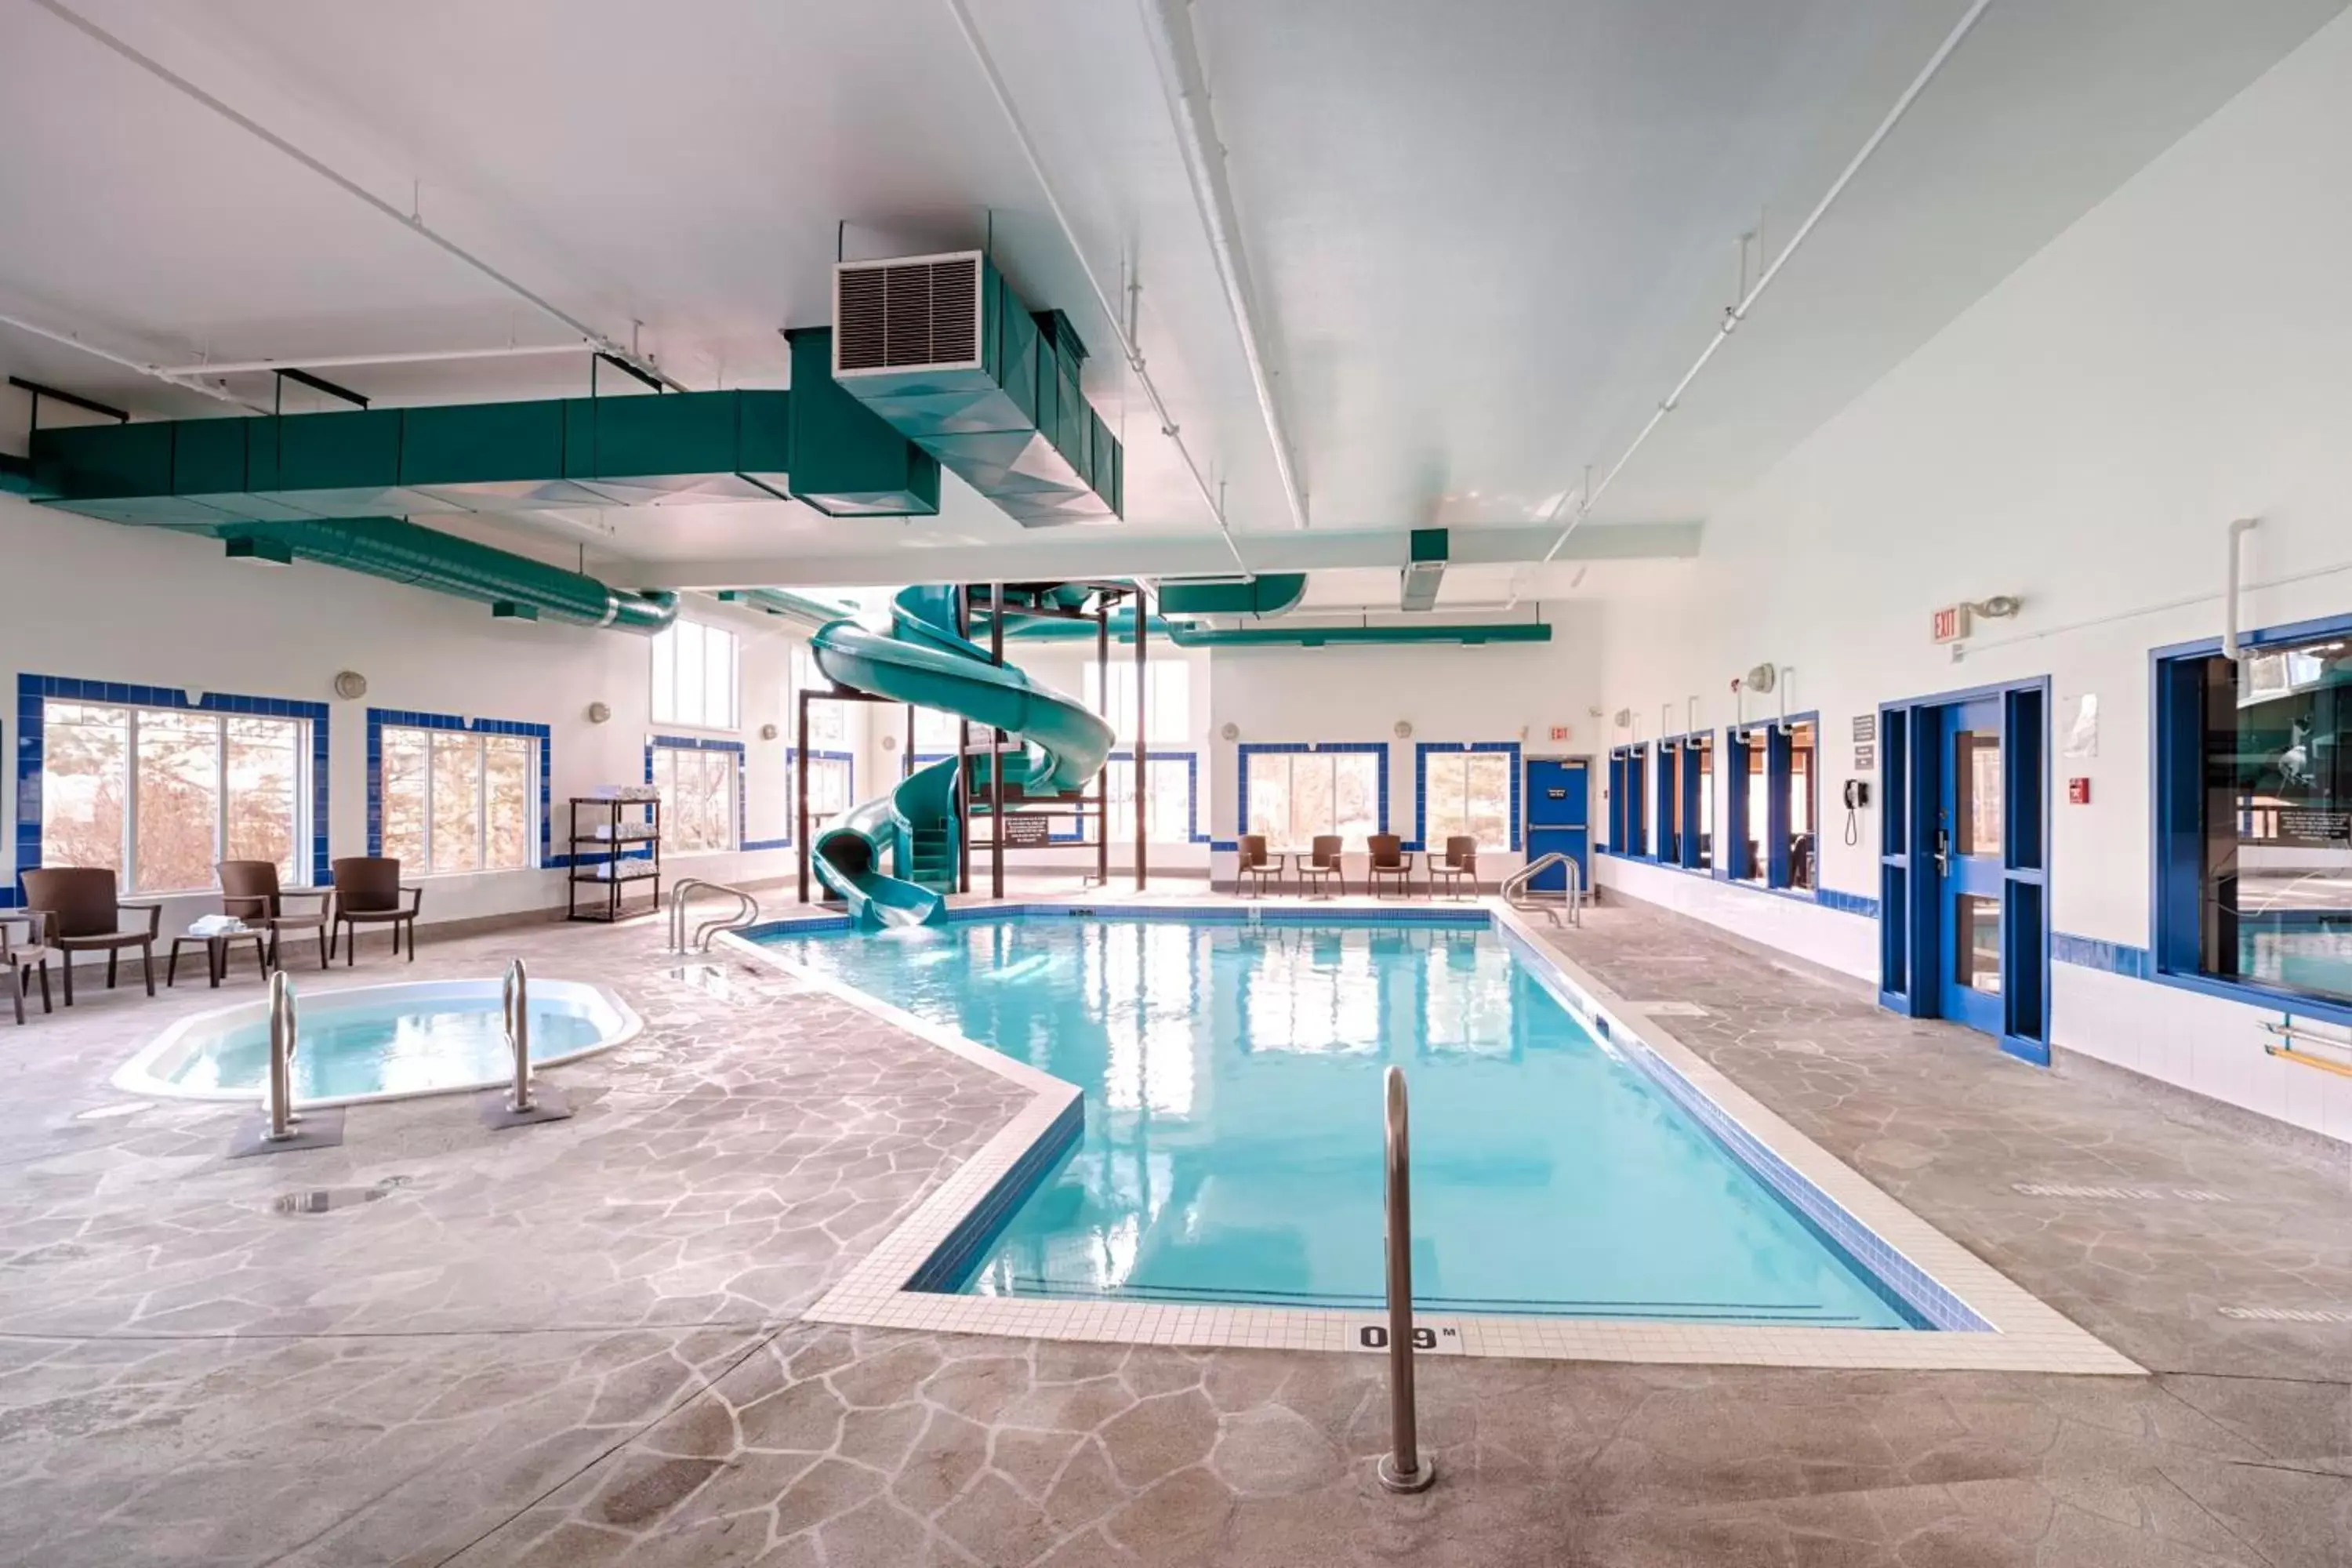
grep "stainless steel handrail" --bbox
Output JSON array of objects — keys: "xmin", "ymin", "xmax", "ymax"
[
  {"xmin": 262, "ymin": 971, "xmax": 299, "ymax": 1141},
  {"xmin": 1501, "ymin": 852, "xmax": 1582, "ymax": 927},
  {"xmin": 1377, "ymin": 1065, "xmax": 1434, "ymax": 1494},
  {"xmin": 503, "ymin": 958, "xmax": 535, "ymax": 1112},
  {"xmin": 667, "ymin": 879, "xmax": 760, "ymax": 954}
]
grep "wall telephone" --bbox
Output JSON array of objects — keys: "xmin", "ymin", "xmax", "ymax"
[{"xmin": 1842, "ymin": 779, "xmax": 1871, "ymax": 848}]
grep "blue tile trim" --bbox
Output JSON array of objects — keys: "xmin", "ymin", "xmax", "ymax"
[
  {"xmin": 367, "ymin": 707, "xmax": 553, "ymax": 873},
  {"xmin": 2052, "ymin": 931, "xmax": 2151, "ymax": 980},
  {"xmin": 1411, "ymin": 740, "xmax": 1523, "ymax": 853},
  {"xmin": 648, "ymin": 733, "xmax": 748, "ymax": 853},
  {"xmin": 1236, "ymin": 741, "xmax": 1390, "ymax": 844},
  {"xmin": 1108, "ymin": 749, "xmax": 1208, "ymax": 843},
  {"xmin": 14, "ymin": 675, "xmax": 332, "ymax": 903},
  {"xmin": 1490, "ymin": 921, "xmax": 1987, "ymax": 1333},
  {"xmin": 906, "ymin": 1095, "xmax": 1087, "ymax": 1293}
]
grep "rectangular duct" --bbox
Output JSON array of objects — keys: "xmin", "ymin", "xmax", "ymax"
[
  {"xmin": 1401, "ymin": 528, "xmax": 1447, "ymax": 612},
  {"xmin": 831, "ymin": 251, "xmax": 1121, "ymax": 528}
]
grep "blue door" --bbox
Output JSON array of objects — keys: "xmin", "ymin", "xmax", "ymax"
[
  {"xmin": 1934, "ymin": 699, "xmax": 2005, "ymax": 1035},
  {"xmin": 1525, "ymin": 758, "xmax": 1589, "ymax": 891}
]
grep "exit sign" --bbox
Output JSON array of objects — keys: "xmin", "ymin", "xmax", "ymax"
[
  {"xmin": 1931, "ymin": 604, "xmax": 1973, "ymax": 644},
  {"xmin": 1548, "ymin": 724, "xmax": 1571, "ymax": 742}
]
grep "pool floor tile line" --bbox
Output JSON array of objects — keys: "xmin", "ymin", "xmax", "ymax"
[{"xmin": 731, "ymin": 897, "xmax": 2141, "ymax": 1376}]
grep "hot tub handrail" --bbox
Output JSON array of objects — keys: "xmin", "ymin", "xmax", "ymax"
[
  {"xmin": 263, "ymin": 970, "xmax": 300, "ymax": 1141},
  {"xmin": 668, "ymin": 879, "xmax": 760, "ymax": 954},
  {"xmin": 503, "ymin": 957, "xmax": 535, "ymax": 1113}
]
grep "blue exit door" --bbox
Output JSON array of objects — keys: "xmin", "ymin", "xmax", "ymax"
[
  {"xmin": 1524, "ymin": 758, "xmax": 1589, "ymax": 891},
  {"xmin": 1933, "ymin": 699, "xmax": 2005, "ymax": 1036}
]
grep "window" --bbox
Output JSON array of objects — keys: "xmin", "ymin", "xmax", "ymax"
[
  {"xmin": 913, "ymin": 706, "xmax": 962, "ymax": 752},
  {"xmin": 379, "ymin": 726, "xmax": 539, "ymax": 875},
  {"xmin": 2157, "ymin": 626, "xmax": 2351, "ymax": 1011},
  {"xmin": 793, "ymin": 752, "xmax": 855, "ymax": 819},
  {"xmin": 1245, "ymin": 749, "xmax": 1381, "ymax": 850},
  {"xmin": 42, "ymin": 700, "xmax": 309, "ymax": 893},
  {"xmin": 652, "ymin": 744, "xmax": 740, "ymax": 854},
  {"xmin": 1421, "ymin": 748, "xmax": 1513, "ymax": 851},
  {"xmin": 790, "ymin": 645, "xmax": 848, "ymax": 746},
  {"xmin": 1609, "ymin": 745, "xmax": 1647, "ymax": 856},
  {"xmin": 1083, "ymin": 660, "xmax": 1192, "ymax": 746},
  {"xmin": 1104, "ymin": 754, "xmax": 1196, "ymax": 843},
  {"xmin": 1723, "ymin": 721, "xmax": 1816, "ymax": 890},
  {"xmin": 1690, "ymin": 734, "xmax": 1715, "ymax": 870},
  {"xmin": 652, "ymin": 620, "xmax": 739, "ymax": 731},
  {"xmin": 1656, "ymin": 742, "xmax": 1682, "ymax": 863}
]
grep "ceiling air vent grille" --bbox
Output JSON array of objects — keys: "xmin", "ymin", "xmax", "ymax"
[{"xmin": 834, "ymin": 254, "xmax": 981, "ymax": 374}]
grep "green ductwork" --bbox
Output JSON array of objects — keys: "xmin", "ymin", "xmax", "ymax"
[
  {"xmin": 1402, "ymin": 528, "xmax": 1446, "ymax": 612},
  {"xmin": 830, "ymin": 254, "xmax": 1121, "ymax": 528},
  {"xmin": 24, "ymin": 387, "xmax": 941, "ymax": 526},
  {"xmin": 0, "ymin": 452, "xmax": 31, "ymax": 495},
  {"xmin": 1154, "ymin": 574, "xmax": 1307, "ymax": 617},
  {"xmin": 206, "ymin": 517, "xmax": 678, "ymax": 633},
  {"xmin": 722, "ymin": 586, "xmax": 855, "ymax": 629}
]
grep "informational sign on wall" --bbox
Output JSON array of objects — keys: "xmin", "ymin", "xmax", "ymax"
[
  {"xmin": 1852, "ymin": 713, "xmax": 1877, "ymax": 744},
  {"xmin": 1854, "ymin": 745, "xmax": 1876, "ymax": 771}
]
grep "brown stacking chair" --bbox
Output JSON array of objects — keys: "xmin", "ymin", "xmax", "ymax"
[
  {"xmin": 21, "ymin": 868, "xmax": 159, "ymax": 1005},
  {"xmin": 329, "ymin": 857, "xmax": 423, "ymax": 964},
  {"xmin": 1367, "ymin": 834, "xmax": 1417, "ymax": 898},
  {"xmin": 2, "ymin": 912, "xmax": 56, "ymax": 1025},
  {"xmin": 1295, "ymin": 834, "xmax": 1346, "ymax": 897},
  {"xmin": 220, "ymin": 861, "xmax": 331, "ymax": 972},
  {"xmin": 1236, "ymin": 835, "xmax": 1283, "ymax": 898},
  {"xmin": 1429, "ymin": 837, "xmax": 1480, "ymax": 898}
]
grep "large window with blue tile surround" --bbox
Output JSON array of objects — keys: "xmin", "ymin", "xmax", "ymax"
[
  {"xmin": 1239, "ymin": 743, "xmax": 1386, "ymax": 851},
  {"xmin": 370, "ymin": 710, "xmax": 547, "ymax": 875},
  {"xmin": 1105, "ymin": 750, "xmax": 1203, "ymax": 844},
  {"xmin": 2154, "ymin": 613, "xmax": 2352, "ymax": 1018},
  {"xmin": 650, "ymin": 736, "xmax": 742, "ymax": 855},
  {"xmin": 1415, "ymin": 742, "xmax": 1519, "ymax": 852},
  {"xmin": 791, "ymin": 749, "xmax": 856, "ymax": 821},
  {"xmin": 21, "ymin": 677, "xmax": 328, "ymax": 895},
  {"xmin": 1609, "ymin": 744, "xmax": 1647, "ymax": 857}
]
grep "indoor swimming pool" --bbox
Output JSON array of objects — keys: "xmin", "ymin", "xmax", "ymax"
[
  {"xmin": 116, "ymin": 978, "xmax": 640, "ymax": 1104},
  {"xmin": 757, "ymin": 913, "xmax": 1948, "ymax": 1330}
]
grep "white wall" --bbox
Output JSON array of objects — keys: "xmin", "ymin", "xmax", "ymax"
[
  {"xmin": 0, "ymin": 493, "xmax": 808, "ymax": 934},
  {"xmin": 1590, "ymin": 11, "xmax": 2352, "ymax": 1140},
  {"xmin": 1207, "ymin": 611, "xmax": 1606, "ymax": 885}
]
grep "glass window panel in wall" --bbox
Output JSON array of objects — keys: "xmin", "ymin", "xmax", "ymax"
[
  {"xmin": 2197, "ymin": 633, "xmax": 2351, "ymax": 1007},
  {"xmin": 1788, "ymin": 719, "xmax": 1817, "ymax": 890},
  {"xmin": 1693, "ymin": 737, "xmax": 1715, "ymax": 869},
  {"xmin": 41, "ymin": 701, "xmax": 130, "ymax": 879},
  {"xmin": 807, "ymin": 757, "xmax": 853, "ymax": 817},
  {"xmin": 1740, "ymin": 737, "xmax": 1768, "ymax": 882},
  {"xmin": 484, "ymin": 735, "xmax": 535, "ymax": 870},
  {"xmin": 224, "ymin": 717, "xmax": 300, "ymax": 882},
  {"xmin": 379, "ymin": 728, "xmax": 430, "ymax": 869},
  {"xmin": 653, "ymin": 621, "xmax": 740, "ymax": 730},
  {"xmin": 133, "ymin": 708, "xmax": 222, "ymax": 892},
  {"xmin": 429, "ymin": 731, "xmax": 485, "ymax": 875}
]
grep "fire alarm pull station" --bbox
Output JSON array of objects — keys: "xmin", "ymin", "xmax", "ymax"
[{"xmin": 2068, "ymin": 778, "xmax": 2092, "ymax": 804}]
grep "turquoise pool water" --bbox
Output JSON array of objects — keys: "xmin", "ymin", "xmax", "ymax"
[
  {"xmin": 157, "ymin": 996, "xmax": 609, "ymax": 1100},
  {"xmin": 760, "ymin": 916, "xmax": 1921, "ymax": 1328}
]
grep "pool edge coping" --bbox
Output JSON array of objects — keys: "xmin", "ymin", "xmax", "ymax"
[{"xmin": 724, "ymin": 896, "xmax": 2143, "ymax": 1376}]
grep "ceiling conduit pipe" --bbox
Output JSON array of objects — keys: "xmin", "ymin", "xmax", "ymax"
[
  {"xmin": 158, "ymin": 343, "xmax": 593, "ymax": 377},
  {"xmin": 942, "ymin": 0, "xmax": 1248, "ymax": 575},
  {"xmin": 1537, "ymin": 0, "xmax": 1994, "ymax": 564},
  {"xmin": 212, "ymin": 517, "xmax": 678, "ymax": 632},
  {"xmin": 27, "ymin": 0, "xmax": 682, "ymax": 394},
  {"xmin": 0, "ymin": 310, "xmax": 266, "ymax": 412},
  {"xmin": 2224, "ymin": 517, "xmax": 2259, "ymax": 663},
  {"xmin": 1139, "ymin": 0, "xmax": 1309, "ymax": 532}
]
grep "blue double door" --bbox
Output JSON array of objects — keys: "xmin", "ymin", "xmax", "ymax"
[
  {"xmin": 1525, "ymin": 758, "xmax": 1590, "ymax": 891},
  {"xmin": 1932, "ymin": 699, "xmax": 2007, "ymax": 1036}
]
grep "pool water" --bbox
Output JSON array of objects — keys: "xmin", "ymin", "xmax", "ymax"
[
  {"xmin": 760, "ymin": 916, "xmax": 1921, "ymax": 1328},
  {"xmin": 154, "ymin": 996, "xmax": 609, "ymax": 1101}
]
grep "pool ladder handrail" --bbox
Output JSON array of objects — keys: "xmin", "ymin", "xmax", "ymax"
[
  {"xmin": 262, "ymin": 970, "xmax": 300, "ymax": 1141},
  {"xmin": 1501, "ymin": 853, "xmax": 1583, "ymax": 927},
  {"xmin": 1378, "ymin": 1065, "xmax": 1435, "ymax": 1494},
  {"xmin": 667, "ymin": 879, "xmax": 761, "ymax": 954},
  {"xmin": 503, "ymin": 957, "xmax": 538, "ymax": 1112}
]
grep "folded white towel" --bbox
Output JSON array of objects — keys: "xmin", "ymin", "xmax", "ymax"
[{"xmin": 187, "ymin": 915, "xmax": 250, "ymax": 937}]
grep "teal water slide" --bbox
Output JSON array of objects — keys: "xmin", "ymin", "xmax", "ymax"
[{"xmin": 806, "ymin": 586, "xmax": 1115, "ymax": 928}]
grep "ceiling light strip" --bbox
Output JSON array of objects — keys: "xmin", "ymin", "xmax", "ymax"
[
  {"xmin": 1539, "ymin": 0, "xmax": 1994, "ymax": 563},
  {"xmin": 942, "ymin": 0, "xmax": 1248, "ymax": 575},
  {"xmin": 1139, "ymin": 0, "xmax": 1309, "ymax": 532}
]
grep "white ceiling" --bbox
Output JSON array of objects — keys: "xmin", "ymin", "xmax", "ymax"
[{"xmin": 1, "ymin": 0, "xmax": 2343, "ymax": 595}]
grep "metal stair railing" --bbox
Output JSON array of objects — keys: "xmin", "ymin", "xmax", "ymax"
[
  {"xmin": 1500, "ymin": 853, "xmax": 1583, "ymax": 927},
  {"xmin": 666, "ymin": 879, "xmax": 761, "ymax": 955}
]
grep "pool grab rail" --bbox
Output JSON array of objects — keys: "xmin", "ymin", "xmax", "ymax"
[
  {"xmin": 503, "ymin": 957, "xmax": 537, "ymax": 1112},
  {"xmin": 262, "ymin": 970, "xmax": 299, "ymax": 1141},
  {"xmin": 1377, "ymin": 1065, "xmax": 1435, "ymax": 1494},
  {"xmin": 1501, "ymin": 853, "xmax": 1583, "ymax": 927},
  {"xmin": 668, "ymin": 879, "xmax": 761, "ymax": 954}
]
